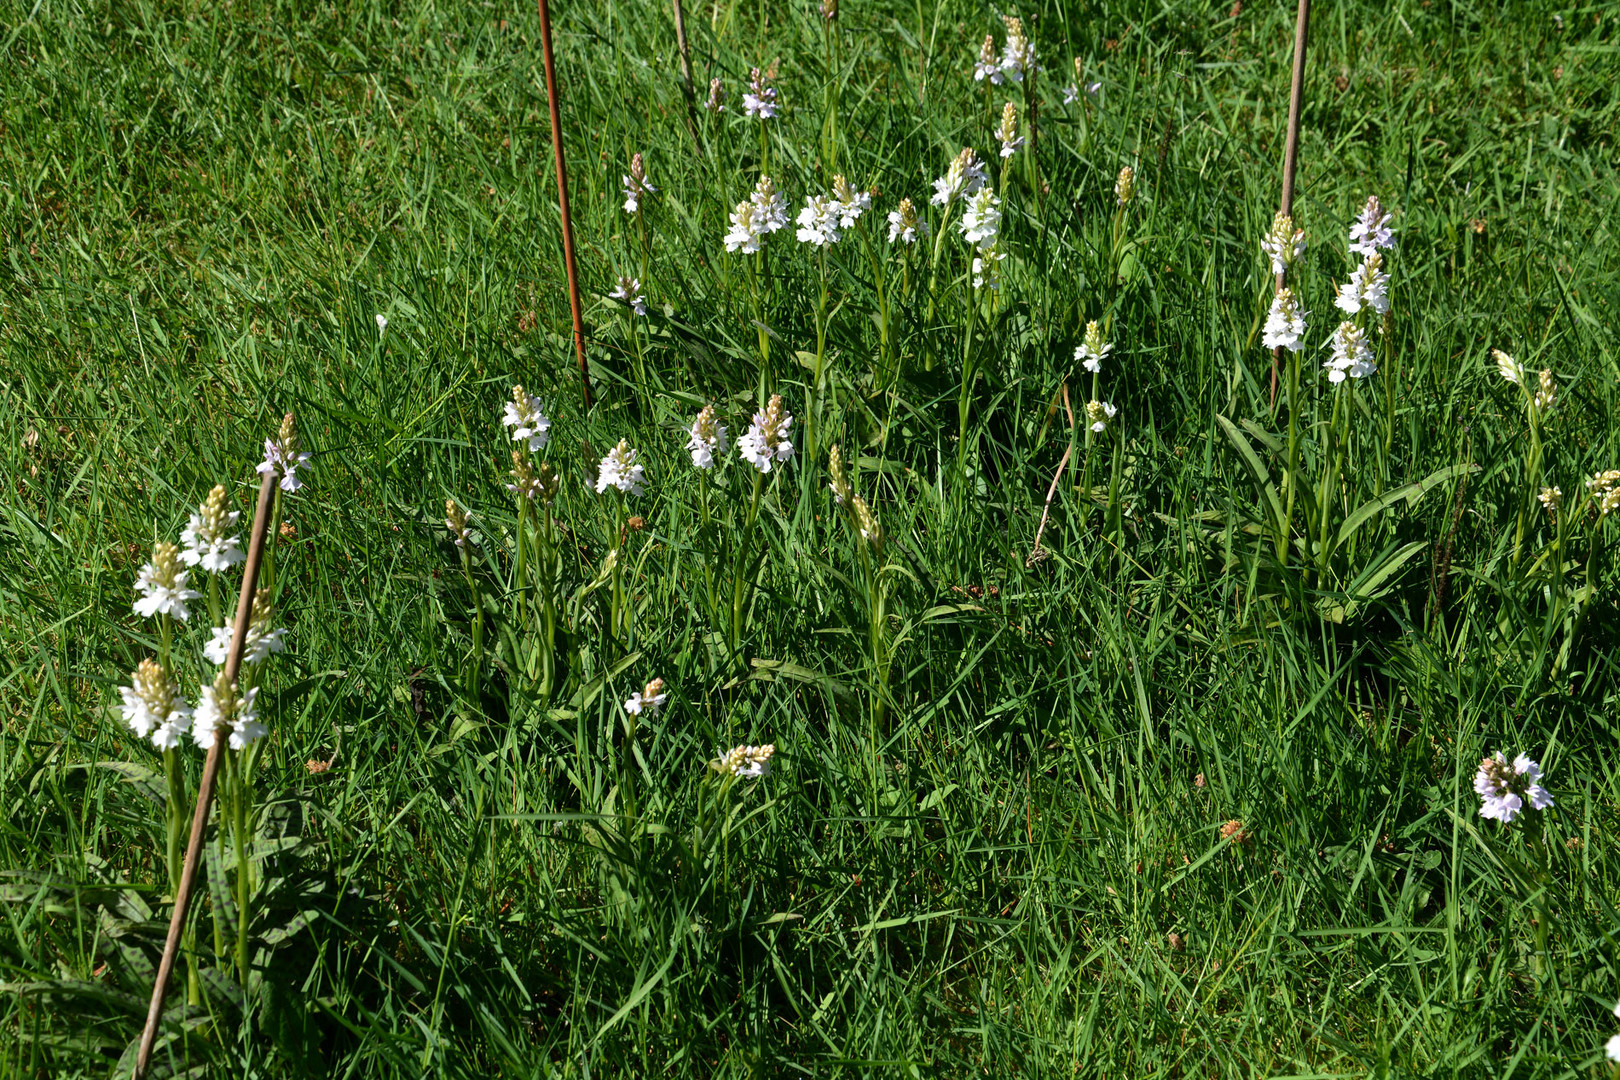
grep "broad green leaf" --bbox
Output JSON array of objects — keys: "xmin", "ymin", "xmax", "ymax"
[
  {"xmin": 1333, "ymin": 463, "xmax": 1478, "ymax": 552},
  {"xmin": 1216, "ymin": 414, "xmax": 1287, "ymax": 542}
]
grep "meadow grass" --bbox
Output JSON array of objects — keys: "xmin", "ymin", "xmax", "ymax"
[{"xmin": 3, "ymin": 0, "xmax": 1620, "ymax": 1073}]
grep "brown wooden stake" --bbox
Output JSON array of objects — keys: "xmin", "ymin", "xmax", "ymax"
[
  {"xmin": 1271, "ymin": 0, "xmax": 1310, "ymax": 409},
  {"xmin": 538, "ymin": 0, "xmax": 593, "ymax": 412},
  {"xmin": 133, "ymin": 468, "xmax": 278, "ymax": 1080},
  {"xmin": 670, "ymin": 0, "xmax": 702, "ymax": 151}
]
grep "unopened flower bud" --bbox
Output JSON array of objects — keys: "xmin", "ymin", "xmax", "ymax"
[
  {"xmin": 1115, "ymin": 165, "xmax": 1135, "ymax": 206},
  {"xmin": 851, "ymin": 494, "xmax": 883, "ymax": 549},
  {"xmin": 827, "ymin": 445, "xmax": 851, "ymax": 505},
  {"xmin": 445, "ymin": 500, "xmax": 474, "ymax": 548},
  {"xmin": 536, "ymin": 461, "xmax": 560, "ymax": 505},
  {"xmin": 1535, "ymin": 368, "xmax": 1557, "ymax": 411}
]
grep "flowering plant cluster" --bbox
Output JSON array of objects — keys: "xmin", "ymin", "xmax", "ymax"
[{"xmin": 1472, "ymin": 750, "xmax": 1553, "ymax": 824}]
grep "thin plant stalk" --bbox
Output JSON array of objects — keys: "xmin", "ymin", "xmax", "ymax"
[{"xmin": 731, "ymin": 472, "xmax": 765, "ymax": 654}]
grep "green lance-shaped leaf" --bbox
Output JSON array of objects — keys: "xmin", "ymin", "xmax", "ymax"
[{"xmin": 1216, "ymin": 414, "xmax": 1288, "ymax": 545}]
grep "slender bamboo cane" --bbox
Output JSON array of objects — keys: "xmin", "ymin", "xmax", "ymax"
[
  {"xmin": 1271, "ymin": 0, "xmax": 1310, "ymax": 409},
  {"xmin": 134, "ymin": 467, "xmax": 277, "ymax": 1080},
  {"xmin": 538, "ymin": 0, "xmax": 593, "ymax": 412}
]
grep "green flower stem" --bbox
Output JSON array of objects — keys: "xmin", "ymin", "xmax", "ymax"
[
  {"xmin": 540, "ymin": 503, "xmax": 558, "ymax": 699},
  {"xmin": 609, "ymin": 503, "xmax": 626, "ymax": 650},
  {"xmin": 162, "ymin": 747, "xmax": 185, "ymax": 896},
  {"xmin": 229, "ymin": 749, "xmax": 251, "ymax": 989},
  {"xmin": 750, "ymin": 254, "xmax": 770, "ymax": 389},
  {"xmin": 730, "ymin": 471, "xmax": 764, "ymax": 655},
  {"xmin": 955, "ymin": 286, "xmax": 977, "ymax": 484},
  {"xmin": 1316, "ymin": 387, "xmax": 1347, "ymax": 584},
  {"xmin": 807, "ymin": 247, "xmax": 831, "ymax": 464},
  {"xmin": 924, "ymin": 202, "xmax": 957, "ymax": 371},
  {"xmin": 262, "ymin": 488, "xmax": 285, "ymax": 596},
  {"xmin": 461, "ymin": 544, "xmax": 484, "ymax": 700},
  {"xmin": 1511, "ymin": 394, "xmax": 1543, "ymax": 572},
  {"xmin": 514, "ymin": 494, "xmax": 530, "ymax": 631},
  {"xmin": 1280, "ymin": 348, "xmax": 1302, "ymax": 565}
]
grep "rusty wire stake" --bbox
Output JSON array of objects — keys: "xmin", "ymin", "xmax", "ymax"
[
  {"xmin": 538, "ymin": 0, "xmax": 593, "ymax": 412},
  {"xmin": 133, "ymin": 467, "xmax": 277, "ymax": 1079},
  {"xmin": 1271, "ymin": 0, "xmax": 1310, "ymax": 410}
]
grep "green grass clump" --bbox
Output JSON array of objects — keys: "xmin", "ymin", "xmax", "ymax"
[{"xmin": 4, "ymin": 0, "xmax": 1620, "ymax": 1074}]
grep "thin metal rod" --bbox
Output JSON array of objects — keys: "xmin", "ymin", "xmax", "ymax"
[
  {"xmin": 538, "ymin": 0, "xmax": 593, "ymax": 412},
  {"xmin": 670, "ymin": 0, "xmax": 702, "ymax": 151},
  {"xmin": 1271, "ymin": 0, "xmax": 1310, "ymax": 408},
  {"xmin": 133, "ymin": 467, "xmax": 278, "ymax": 1080}
]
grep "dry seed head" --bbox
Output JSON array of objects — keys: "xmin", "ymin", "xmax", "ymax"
[{"xmin": 1115, "ymin": 165, "xmax": 1136, "ymax": 206}]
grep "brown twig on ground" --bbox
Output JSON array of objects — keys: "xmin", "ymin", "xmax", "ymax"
[{"xmin": 134, "ymin": 466, "xmax": 278, "ymax": 1079}]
